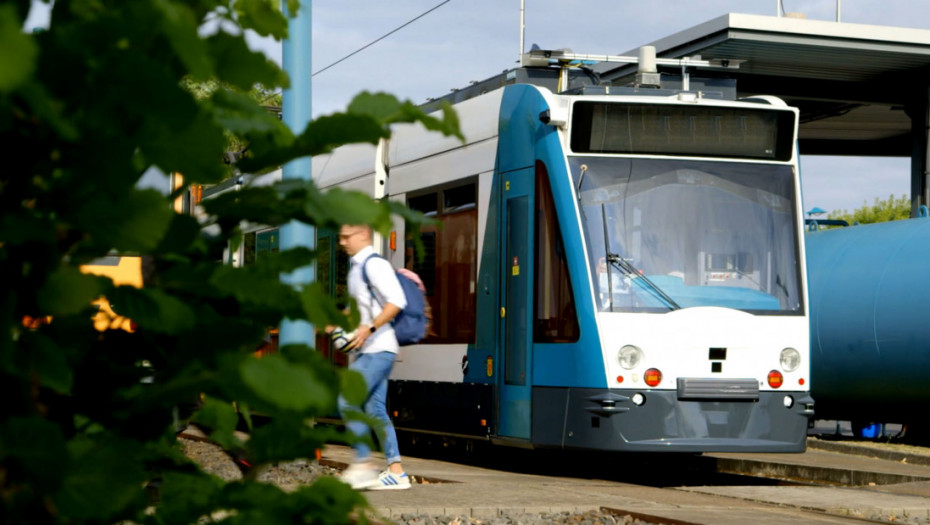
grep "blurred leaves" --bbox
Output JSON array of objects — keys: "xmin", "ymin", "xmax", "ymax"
[
  {"xmin": 240, "ymin": 354, "xmax": 334, "ymax": 413},
  {"xmin": 0, "ymin": 4, "xmax": 37, "ymax": 93},
  {"xmin": 235, "ymin": 0, "xmax": 289, "ymax": 38},
  {"xmin": 827, "ymin": 193, "xmax": 912, "ymax": 226},
  {"xmin": 1, "ymin": 0, "xmax": 461, "ymax": 523}
]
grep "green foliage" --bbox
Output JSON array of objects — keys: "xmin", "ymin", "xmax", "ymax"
[
  {"xmin": 827, "ymin": 194, "xmax": 912, "ymax": 226},
  {"xmin": 0, "ymin": 1, "xmax": 461, "ymax": 523}
]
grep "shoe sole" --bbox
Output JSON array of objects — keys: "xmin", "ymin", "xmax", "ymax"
[
  {"xmin": 340, "ymin": 476, "xmax": 380, "ymax": 490},
  {"xmin": 369, "ymin": 483, "xmax": 411, "ymax": 490}
]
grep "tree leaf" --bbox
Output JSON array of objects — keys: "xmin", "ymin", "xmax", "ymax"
[
  {"xmin": 53, "ymin": 436, "xmax": 148, "ymax": 521},
  {"xmin": 291, "ymin": 476, "xmax": 368, "ymax": 521},
  {"xmin": 207, "ymin": 33, "xmax": 289, "ymax": 91},
  {"xmin": 339, "ymin": 368, "xmax": 368, "ymax": 407},
  {"xmin": 0, "ymin": 417, "xmax": 68, "ymax": 491},
  {"xmin": 106, "ymin": 286, "xmax": 196, "ymax": 334},
  {"xmin": 154, "ymin": 0, "xmax": 212, "ymax": 80},
  {"xmin": 245, "ymin": 417, "xmax": 327, "ymax": 465},
  {"xmin": 239, "ymin": 354, "xmax": 334, "ymax": 413},
  {"xmin": 192, "ymin": 397, "xmax": 242, "ymax": 450},
  {"xmin": 211, "ymin": 264, "xmax": 303, "ymax": 315},
  {"xmin": 0, "ymin": 4, "xmax": 37, "ymax": 92},
  {"xmin": 212, "ymin": 88, "xmax": 291, "ymax": 137},
  {"xmin": 348, "ymin": 92, "xmax": 464, "ymax": 141},
  {"xmin": 142, "ymin": 109, "xmax": 229, "ymax": 184},
  {"xmin": 75, "ymin": 189, "xmax": 174, "ymax": 253},
  {"xmin": 235, "ymin": 0, "xmax": 288, "ymax": 38},
  {"xmin": 36, "ymin": 266, "xmax": 104, "ymax": 317},
  {"xmin": 23, "ymin": 331, "xmax": 74, "ymax": 394},
  {"xmin": 237, "ymin": 112, "xmax": 387, "ymax": 172},
  {"xmin": 156, "ymin": 471, "xmax": 224, "ymax": 525},
  {"xmin": 298, "ymin": 281, "xmax": 355, "ymax": 329}
]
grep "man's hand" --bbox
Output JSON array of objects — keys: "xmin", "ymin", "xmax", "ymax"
[{"xmin": 347, "ymin": 324, "xmax": 372, "ymax": 350}]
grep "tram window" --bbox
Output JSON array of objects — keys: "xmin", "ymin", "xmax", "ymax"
[
  {"xmin": 406, "ymin": 183, "xmax": 478, "ymax": 344},
  {"xmin": 443, "ymin": 184, "xmax": 476, "ymax": 213},
  {"xmin": 243, "ymin": 228, "xmax": 279, "ymax": 266},
  {"xmin": 244, "ymin": 232, "xmax": 256, "ymax": 266},
  {"xmin": 315, "ymin": 229, "xmax": 350, "ymax": 366},
  {"xmin": 408, "ymin": 193, "xmax": 439, "ymax": 216},
  {"xmin": 411, "ymin": 232, "xmax": 437, "ymax": 295},
  {"xmin": 534, "ymin": 162, "xmax": 580, "ymax": 343},
  {"xmin": 316, "ymin": 232, "xmax": 350, "ymax": 309}
]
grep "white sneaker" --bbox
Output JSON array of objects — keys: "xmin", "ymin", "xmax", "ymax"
[
  {"xmin": 339, "ymin": 463, "xmax": 379, "ymax": 490},
  {"xmin": 369, "ymin": 470, "xmax": 411, "ymax": 490}
]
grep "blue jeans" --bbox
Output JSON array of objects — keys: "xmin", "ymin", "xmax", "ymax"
[{"xmin": 338, "ymin": 351, "xmax": 401, "ymax": 465}]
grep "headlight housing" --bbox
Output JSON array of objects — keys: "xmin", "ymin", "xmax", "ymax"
[
  {"xmin": 780, "ymin": 347, "xmax": 801, "ymax": 372},
  {"xmin": 618, "ymin": 345, "xmax": 643, "ymax": 370}
]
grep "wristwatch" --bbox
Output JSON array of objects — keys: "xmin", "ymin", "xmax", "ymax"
[{"xmin": 369, "ymin": 325, "xmax": 377, "ymax": 334}]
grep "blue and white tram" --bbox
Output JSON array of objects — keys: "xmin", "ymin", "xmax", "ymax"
[{"xmin": 314, "ymin": 61, "xmax": 813, "ymax": 453}]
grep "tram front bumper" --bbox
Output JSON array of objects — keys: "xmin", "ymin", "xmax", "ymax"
[{"xmin": 532, "ymin": 386, "xmax": 814, "ymax": 453}]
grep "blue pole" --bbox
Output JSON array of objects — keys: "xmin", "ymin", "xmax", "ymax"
[{"xmin": 279, "ymin": 0, "xmax": 315, "ymax": 347}]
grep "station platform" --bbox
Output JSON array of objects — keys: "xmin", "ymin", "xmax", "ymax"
[{"xmin": 321, "ymin": 439, "xmax": 930, "ymax": 524}]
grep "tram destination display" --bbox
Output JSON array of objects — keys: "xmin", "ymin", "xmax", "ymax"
[{"xmin": 570, "ymin": 102, "xmax": 795, "ymax": 161}]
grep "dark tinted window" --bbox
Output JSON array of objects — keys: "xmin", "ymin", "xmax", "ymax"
[
  {"xmin": 406, "ymin": 183, "xmax": 477, "ymax": 343},
  {"xmin": 571, "ymin": 102, "xmax": 795, "ymax": 161},
  {"xmin": 534, "ymin": 162, "xmax": 579, "ymax": 342}
]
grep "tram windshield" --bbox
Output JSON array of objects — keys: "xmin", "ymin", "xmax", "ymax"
[{"xmin": 571, "ymin": 156, "xmax": 802, "ymax": 314}]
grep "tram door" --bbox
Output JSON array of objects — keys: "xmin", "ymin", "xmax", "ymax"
[{"xmin": 499, "ymin": 167, "xmax": 534, "ymax": 439}]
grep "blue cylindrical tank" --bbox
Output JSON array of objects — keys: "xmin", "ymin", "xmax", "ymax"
[{"xmin": 807, "ymin": 217, "xmax": 930, "ymax": 423}]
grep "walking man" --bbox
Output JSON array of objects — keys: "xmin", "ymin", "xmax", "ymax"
[{"xmin": 336, "ymin": 224, "xmax": 411, "ymax": 490}]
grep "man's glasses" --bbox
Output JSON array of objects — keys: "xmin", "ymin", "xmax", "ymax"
[{"xmin": 338, "ymin": 231, "xmax": 364, "ymax": 241}]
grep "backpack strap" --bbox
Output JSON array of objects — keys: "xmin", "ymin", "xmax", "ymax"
[{"xmin": 360, "ymin": 253, "xmax": 383, "ymax": 308}]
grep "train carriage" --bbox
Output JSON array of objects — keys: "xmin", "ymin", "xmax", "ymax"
[{"xmin": 314, "ymin": 52, "xmax": 814, "ymax": 453}]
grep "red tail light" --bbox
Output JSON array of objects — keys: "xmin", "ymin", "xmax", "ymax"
[
  {"xmin": 644, "ymin": 368, "xmax": 662, "ymax": 387},
  {"xmin": 767, "ymin": 370, "xmax": 784, "ymax": 388}
]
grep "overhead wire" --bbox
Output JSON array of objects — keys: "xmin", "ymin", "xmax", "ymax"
[
  {"xmin": 312, "ymin": 0, "xmax": 452, "ymax": 77},
  {"xmin": 254, "ymin": 1, "xmax": 452, "ymax": 106}
]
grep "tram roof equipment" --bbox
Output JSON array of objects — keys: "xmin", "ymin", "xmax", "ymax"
[{"xmin": 597, "ymin": 13, "xmax": 930, "ymax": 157}]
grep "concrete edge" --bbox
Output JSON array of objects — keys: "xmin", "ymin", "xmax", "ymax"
[
  {"xmin": 712, "ymin": 455, "xmax": 930, "ymax": 486},
  {"xmin": 370, "ymin": 505, "xmax": 603, "ymax": 520},
  {"xmin": 807, "ymin": 438, "xmax": 930, "ymax": 467}
]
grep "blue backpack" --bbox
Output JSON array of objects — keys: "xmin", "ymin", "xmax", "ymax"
[{"xmin": 361, "ymin": 254, "xmax": 429, "ymax": 346}]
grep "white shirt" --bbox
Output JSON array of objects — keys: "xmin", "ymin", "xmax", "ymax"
[{"xmin": 348, "ymin": 246, "xmax": 407, "ymax": 354}]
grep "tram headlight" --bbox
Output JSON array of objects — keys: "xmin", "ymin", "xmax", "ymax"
[
  {"xmin": 780, "ymin": 347, "xmax": 801, "ymax": 372},
  {"xmin": 618, "ymin": 345, "xmax": 643, "ymax": 370}
]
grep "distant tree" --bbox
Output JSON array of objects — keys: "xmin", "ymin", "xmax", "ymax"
[
  {"xmin": 0, "ymin": 1, "xmax": 461, "ymax": 524},
  {"xmin": 828, "ymin": 194, "xmax": 911, "ymax": 225}
]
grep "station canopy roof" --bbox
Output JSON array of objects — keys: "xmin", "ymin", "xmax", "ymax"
[{"xmin": 597, "ymin": 14, "xmax": 930, "ymax": 156}]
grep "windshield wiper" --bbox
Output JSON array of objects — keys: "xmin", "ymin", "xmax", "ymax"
[
  {"xmin": 599, "ymin": 204, "xmax": 679, "ymax": 311},
  {"xmin": 576, "ymin": 164, "xmax": 588, "ymax": 222},
  {"xmin": 606, "ymin": 253, "xmax": 680, "ymax": 310}
]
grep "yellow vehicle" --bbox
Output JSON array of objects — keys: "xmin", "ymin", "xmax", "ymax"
[{"xmin": 80, "ymin": 255, "xmax": 143, "ymax": 332}]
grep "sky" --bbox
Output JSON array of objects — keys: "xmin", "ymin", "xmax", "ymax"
[{"xmin": 25, "ymin": 0, "xmax": 926, "ymax": 214}]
